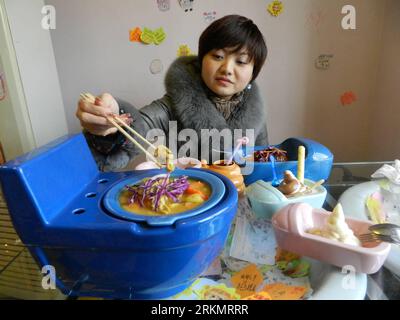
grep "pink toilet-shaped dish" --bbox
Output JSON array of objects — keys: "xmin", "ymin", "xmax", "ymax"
[{"xmin": 272, "ymin": 203, "xmax": 391, "ymax": 274}]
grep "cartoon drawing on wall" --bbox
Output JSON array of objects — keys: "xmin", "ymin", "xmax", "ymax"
[
  {"xmin": 341, "ymin": 91, "xmax": 357, "ymax": 106},
  {"xmin": 129, "ymin": 27, "xmax": 142, "ymax": 42},
  {"xmin": 150, "ymin": 59, "xmax": 164, "ymax": 75},
  {"xmin": 267, "ymin": 1, "xmax": 284, "ymax": 17},
  {"xmin": 157, "ymin": 0, "xmax": 170, "ymax": 12},
  {"xmin": 307, "ymin": 9, "xmax": 326, "ymax": 31},
  {"xmin": 203, "ymin": 11, "xmax": 217, "ymax": 24},
  {"xmin": 179, "ymin": 0, "xmax": 194, "ymax": 12},
  {"xmin": 177, "ymin": 44, "xmax": 193, "ymax": 57},
  {"xmin": 315, "ymin": 54, "xmax": 334, "ymax": 70},
  {"xmin": 0, "ymin": 73, "xmax": 6, "ymax": 101}
]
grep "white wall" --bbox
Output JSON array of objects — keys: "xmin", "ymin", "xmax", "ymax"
[
  {"xmin": 3, "ymin": 0, "xmax": 68, "ymax": 148},
  {"xmin": 0, "ymin": 0, "xmax": 35, "ymax": 160},
  {"xmin": 46, "ymin": 0, "xmax": 396, "ymax": 161},
  {"xmin": 370, "ymin": 0, "xmax": 400, "ymax": 161}
]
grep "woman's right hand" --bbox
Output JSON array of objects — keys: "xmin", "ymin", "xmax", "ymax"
[{"xmin": 76, "ymin": 93, "xmax": 131, "ymax": 136}]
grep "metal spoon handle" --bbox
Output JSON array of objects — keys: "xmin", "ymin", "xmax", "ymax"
[{"xmin": 369, "ymin": 223, "xmax": 400, "ymax": 236}]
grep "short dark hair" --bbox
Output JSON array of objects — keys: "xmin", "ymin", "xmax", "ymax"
[{"xmin": 198, "ymin": 15, "xmax": 268, "ymax": 81}]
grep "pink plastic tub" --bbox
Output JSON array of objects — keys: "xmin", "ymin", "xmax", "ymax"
[{"xmin": 272, "ymin": 203, "xmax": 391, "ymax": 274}]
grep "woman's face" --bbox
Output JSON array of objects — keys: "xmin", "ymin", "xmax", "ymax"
[{"xmin": 201, "ymin": 47, "xmax": 254, "ymax": 100}]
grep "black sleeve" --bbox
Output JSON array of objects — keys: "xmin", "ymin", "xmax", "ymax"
[{"xmin": 83, "ymin": 96, "xmax": 172, "ymax": 171}]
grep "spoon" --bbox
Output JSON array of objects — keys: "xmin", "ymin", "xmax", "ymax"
[
  {"xmin": 369, "ymin": 223, "xmax": 400, "ymax": 237},
  {"xmin": 309, "ymin": 179, "xmax": 325, "ymax": 191},
  {"xmin": 227, "ymin": 137, "xmax": 250, "ymax": 165},
  {"xmin": 269, "ymin": 155, "xmax": 280, "ymax": 187}
]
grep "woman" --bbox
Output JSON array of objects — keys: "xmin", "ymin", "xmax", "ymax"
[{"xmin": 76, "ymin": 15, "xmax": 268, "ymax": 171}]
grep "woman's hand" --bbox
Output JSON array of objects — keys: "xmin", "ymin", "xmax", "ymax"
[{"xmin": 76, "ymin": 93, "xmax": 131, "ymax": 136}]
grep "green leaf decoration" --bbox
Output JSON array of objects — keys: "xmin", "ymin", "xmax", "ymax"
[
  {"xmin": 140, "ymin": 28, "xmax": 154, "ymax": 44},
  {"xmin": 153, "ymin": 27, "xmax": 166, "ymax": 45}
]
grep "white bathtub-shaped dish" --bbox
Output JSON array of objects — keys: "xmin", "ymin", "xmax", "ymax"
[
  {"xmin": 272, "ymin": 203, "xmax": 391, "ymax": 274},
  {"xmin": 246, "ymin": 179, "xmax": 327, "ymax": 220}
]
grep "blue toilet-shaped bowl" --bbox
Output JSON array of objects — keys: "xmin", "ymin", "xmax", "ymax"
[
  {"xmin": 239, "ymin": 137, "xmax": 334, "ymax": 186},
  {"xmin": 0, "ymin": 134, "xmax": 238, "ymax": 299}
]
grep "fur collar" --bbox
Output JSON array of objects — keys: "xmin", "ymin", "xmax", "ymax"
[
  {"xmin": 165, "ymin": 56, "xmax": 266, "ymax": 134},
  {"xmin": 164, "ymin": 56, "xmax": 266, "ymax": 160}
]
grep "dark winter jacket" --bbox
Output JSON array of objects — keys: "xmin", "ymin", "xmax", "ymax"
[{"xmin": 84, "ymin": 56, "xmax": 268, "ymax": 171}]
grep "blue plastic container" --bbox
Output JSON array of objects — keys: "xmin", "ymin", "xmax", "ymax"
[
  {"xmin": 0, "ymin": 134, "xmax": 238, "ymax": 299},
  {"xmin": 240, "ymin": 137, "xmax": 333, "ymax": 186}
]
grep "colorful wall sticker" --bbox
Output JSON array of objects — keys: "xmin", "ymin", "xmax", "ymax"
[
  {"xmin": 341, "ymin": 91, "xmax": 357, "ymax": 106},
  {"xmin": 129, "ymin": 27, "xmax": 142, "ymax": 42},
  {"xmin": 140, "ymin": 28, "xmax": 154, "ymax": 44},
  {"xmin": 315, "ymin": 54, "xmax": 334, "ymax": 70},
  {"xmin": 157, "ymin": 0, "xmax": 170, "ymax": 12},
  {"xmin": 231, "ymin": 264, "xmax": 264, "ymax": 298},
  {"xmin": 179, "ymin": 0, "xmax": 194, "ymax": 12},
  {"xmin": 177, "ymin": 44, "xmax": 193, "ymax": 57},
  {"xmin": 149, "ymin": 59, "xmax": 164, "ymax": 75},
  {"xmin": 267, "ymin": 0, "xmax": 284, "ymax": 17},
  {"xmin": 139, "ymin": 27, "xmax": 166, "ymax": 45},
  {"xmin": 203, "ymin": 11, "xmax": 217, "ymax": 24},
  {"xmin": 153, "ymin": 28, "xmax": 166, "ymax": 45}
]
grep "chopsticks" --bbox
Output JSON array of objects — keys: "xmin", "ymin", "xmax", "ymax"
[{"xmin": 80, "ymin": 93, "xmax": 169, "ymax": 168}]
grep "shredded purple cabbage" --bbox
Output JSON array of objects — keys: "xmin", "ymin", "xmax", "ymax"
[{"xmin": 125, "ymin": 174, "xmax": 190, "ymax": 212}]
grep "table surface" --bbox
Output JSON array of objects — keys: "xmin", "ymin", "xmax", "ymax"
[
  {"xmin": 322, "ymin": 161, "xmax": 400, "ymax": 300},
  {"xmin": 0, "ymin": 161, "xmax": 399, "ymax": 300}
]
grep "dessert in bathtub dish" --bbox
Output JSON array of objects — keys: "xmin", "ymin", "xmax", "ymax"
[
  {"xmin": 307, "ymin": 203, "xmax": 361, "ymax": 247},
  {"xmin": 246, "ymin": 146, "xmax": 327, "ymax": 220},
  {"xmin": 272, "ymin": 203, "xmax": 391, "ymax": 274},
  {"xmin": 246, "ymin": 172, "xmax": 327, "ymax": 220},
  {"xmin": 239, "ymin": 137, "xmax": 333, "ymax": 186}
]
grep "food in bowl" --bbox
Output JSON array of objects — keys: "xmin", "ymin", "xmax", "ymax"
[
  {"xmin": 253, "ymin": 146, "xmax": 288, "ymax": 162},
  {"xmin": 272, "ymin": 203, "xmax": 391, "ymax": 274},
  {"xmin": 307, "ymin": 203, "xmax": 361, "ymax": 247},
  {"xmin": 119, "ymin": 173, "xmax": 211, "ymax": 215}
]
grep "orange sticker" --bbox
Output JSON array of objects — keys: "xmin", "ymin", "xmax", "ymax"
[
  {"xmin": 275, "ymin": 247, "xmax": 301, "ymax": 263},
  {"xmin": 129, "ymin": 27, "xmax": 142, "ymax": 42},
  {"xmin": 231, "ymin": 264, "xmax": 263, "ymax": 298},
  {"xmin": 243, "ymin": 291, "xmax": 272, "ymax": 300},
  {"xmin": 341, "ymin": 91, "xmax": 357, "ymax": 106},
  {"xmin": 263, "ymin": 283, "xmax": 308, "ymax": 300}
]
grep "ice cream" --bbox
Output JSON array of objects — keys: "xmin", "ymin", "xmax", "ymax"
[
  {"xmin": 308, "ymin": 203, "xmax": 361, "ymax": 246},
  {"xmin": 278, "ymin": 170, "xmax": 308, "ymax": 197},
  {"xmin": 278, "ymin": 170, "xmax": 312, "ymax": 198}
]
